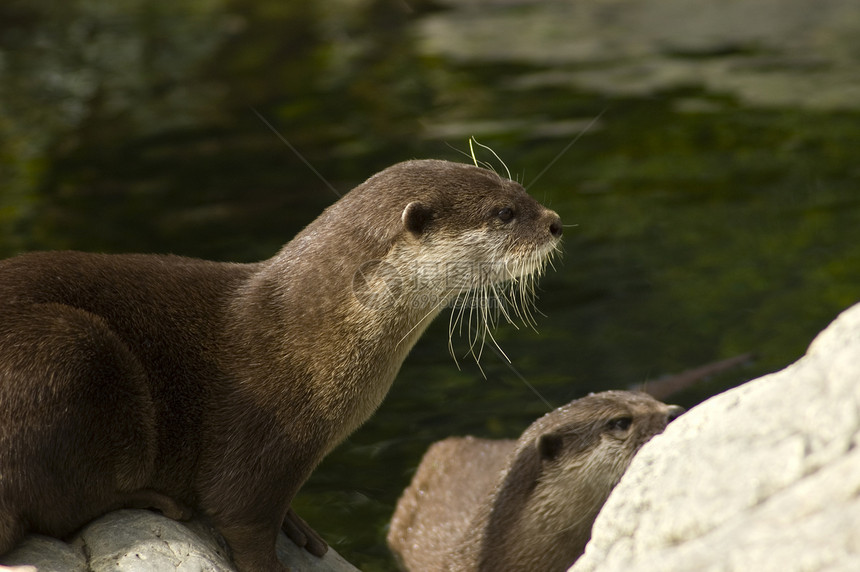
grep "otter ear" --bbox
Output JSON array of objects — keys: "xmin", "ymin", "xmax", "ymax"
[
  {"xmin": 402, "ymin": 201, "xmax": 433, "ymax": 236},
  {"xmin": 537, "ymin": 433, "xmax": 564, "ymax": 462}
]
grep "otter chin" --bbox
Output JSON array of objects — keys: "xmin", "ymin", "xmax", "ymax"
[
  {"xmin": 0, "ymin": 160, "xmax": 562, "ymax": 572},
  {"xmin": 387, "ymin": 391, "xmax": 684, "ymax": 572}
]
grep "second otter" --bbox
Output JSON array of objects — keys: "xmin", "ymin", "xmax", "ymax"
[
  {"xmin": 0, "ymin": 160, "xmax": 562, "ymax": 572},
  {"xmin": 387, "ymin": 391, "xmax": 683, "ymax": 571}
]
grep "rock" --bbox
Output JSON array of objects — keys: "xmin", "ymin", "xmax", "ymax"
[
  {"xmin": 570, "ymin": 303, "xmax": 860, "ymax": 572},
  {"xmin": 274, "ymin": 526, "xmax": 358, "ymax": 572},
  {"xmin": 0, "ymin": 510, "xmax": 358, "ymax": 572},
  {"xmin": 0, "ymin": 535, "xmax": 86, "ymax": 572}
]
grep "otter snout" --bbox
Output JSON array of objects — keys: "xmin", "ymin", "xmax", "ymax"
[
  {"xmin": 667, "ymin": 405, "xmax": 685, "ymax": 422},
  {"xmin": 546, "ymin": 210, "xmax": 563, "ymax": 238}
]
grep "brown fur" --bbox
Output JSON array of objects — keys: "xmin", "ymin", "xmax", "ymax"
[
  {"xmin": 387, "ymin": 391, "xmax": 683, "ymax": 572},
  {"xmin": 0, "ymin": 160, "xmax": 562, "ymax": 571}
]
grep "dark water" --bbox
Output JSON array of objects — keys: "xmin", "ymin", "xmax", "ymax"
[{"xmin": 2, "ymin": 0, "xmax": 859, "ymax": 569}]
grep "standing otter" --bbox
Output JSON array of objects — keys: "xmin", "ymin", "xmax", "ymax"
[
  {"xmin": 387, "ymin": 391, "xmax": 683, "ymax": 571},
  {"xmin": 0, "ymin": 160, "xmax": 562, "ymax": 572}
]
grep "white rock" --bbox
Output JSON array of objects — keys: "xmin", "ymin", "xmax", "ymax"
[
  {"xmin": 0, "ymin": 535, "xmax": 86, "ymax": 572},
  {"xmin": 0, "ymin": 510, "xmax": 358, "ymax": 572},
  {"xmin": 571, "ymin": 303, "xmax": 860, "ymax": 572}
]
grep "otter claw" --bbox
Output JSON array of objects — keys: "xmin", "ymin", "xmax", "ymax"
[{"xmin": 283, "ymin": 508, "xmax": 328, "ymax": 557}]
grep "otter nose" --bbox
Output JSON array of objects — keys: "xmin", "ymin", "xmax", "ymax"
[
  {"xmin": 667, "ymin": 405, "xmax": 685, "ymax": 422},
  {"xmin": 547, "ymin": 212, "xmax": 563, "ymax": 238}
]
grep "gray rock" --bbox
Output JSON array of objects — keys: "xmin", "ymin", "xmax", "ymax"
[
  {"xmin": 0, "ymin": 535, "xmax": 86, "ymax": 572},
  {"xmin": 570, "ymin": 303, "xmax": 860, "ymax": 572},
  {"xmin": 1, "ymin": 510, "xmax": 358, "ymax": 572}
]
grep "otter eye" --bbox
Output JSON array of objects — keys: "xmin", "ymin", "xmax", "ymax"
[
  {"xmin": 607, "ymin": 417, "xmax": 633, "ymax": 431},
  {"xmin": 496, "ymin": 207, "xmax": 514, "ymax": 222}
]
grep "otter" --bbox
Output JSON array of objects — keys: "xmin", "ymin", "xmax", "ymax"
[
  {"xmin": 387, "ymin": 391, "xmax": 684, "ymax": 572},
  {"xmin": 0, "ymin": 160, "xmax": 562, "ymax": 572}
]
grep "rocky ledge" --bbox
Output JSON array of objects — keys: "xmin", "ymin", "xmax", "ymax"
[
  {"xmin": 0, "ymin": 510, "xmax": 358, "ymax": 572},
  {"xmin": 571, "ymin": 302, "xmax": 860, "ymax": 572}
]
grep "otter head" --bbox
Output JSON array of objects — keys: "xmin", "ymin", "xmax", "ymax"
[
  {"xmin": 480, "ymin": 391, "xmax": 683, "ymax": 571},
  {"xmin": 390, "ymin": 160, "xmax": 562, "ymax": 289},
  {"xmin": 533, "ymin": 391, "xmax": 684, "ymax": 494},
  {"xmin": 344, "ymin": 159, "xmax": 562, "ymax": 363}
]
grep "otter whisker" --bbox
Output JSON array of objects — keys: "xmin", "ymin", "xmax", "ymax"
[
  {"xmin": 466, "ymin": 279, "xmax": 497, "ymax": 367},
  {"xmin": 465, "ymin": 291, "xmax": 486, "ymax": 361},
  {"xmin": 484, "ymin": 257, "xmax": 511, "ymax": 328},
  {"xmin": 453, "ymin": 265, "xmax": 545, "ymax": 366},
  {"xmin": 511, "ymin": 282, "xmax": 532, "ymax": 328},
  {"xmin": 466, "ymin": 289, "xmax": 478, "ymax": 354},
  {"xmin": 468, "ymin": 138, "xmax": 499, "ymax": 175},
  {"xmin": 470, "ymin": 137, "xmax": 512, "ymax": 181},
  {"xmin": 518, "ymin": 249, "xmax": 555, "ymax": 330},
  {"xmin": 468, "ymin": 282, "xmax": 492, "ymax": 358},
  {"xmin": 448, "ymin": 285, "xmax": 472, "ymax": 371},
  {"xmin": 453, "ymin": 288, "xmax": 481, "ymax": 363},
  {"xmin": 502, "ymin": 257, "xmax": 520, "ymax": 282},
  {"xmin": 518, "ymin": 260, "xmax": 541, "ymax": 328},
  {"xmin": 395, "ymin": 292, "xmax": 450, "ymax": 352},
  {"xmin": 465, "ymin": 278, "xmax": 523, "ymax": 369},
  {"xmin": 468, "ymin": 137, "xmax": 479, "ymax": 168},
  {"xmin": 496, "ymin": 288, "xmax": 518, "ymax": 327},
  {"xmin": 494, "ymin": 268, "xmax": 526, "ymax": 327},
  {"xmin": 455, "ymin": 289, "xmax": 470, "ymax": 340},
  {"xmin": 507, "ymin": 285, "xmax": 527, "ymax": 328},
  {"xmin": 491, "ymin": 282, "xmax": 518, "ymax": 330},
  {"xmin": 446, "ymin": 141, "xmax": 479, "ymax": 164},
  {"xmin": 482, "ymin": 318, "xmax": 512, "ymax": 364},
  {"xmin": 498, "ymin": 256, "xmax": 537, "ymax": 330},
  {"xmin": 475, "ymin": 298, "xmax": 489, "ymax": 365},
  {"xmin": 462, "ymin": 290, "xmax": 491, "ymax": 378},
  {"xmin": 516, "ymin": 259, "xmax": 536, "ymax": 327}
]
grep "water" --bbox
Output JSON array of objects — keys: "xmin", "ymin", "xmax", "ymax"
[{"xmin": 2, "ymin": 1, "xmax": 859, "ymax": 569}]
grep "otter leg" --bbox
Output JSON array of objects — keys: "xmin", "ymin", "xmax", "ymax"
[
  {"xmin": 0, "ymin": 303, "xmax": 157, "ymax": 545},
  {"xmin": 121, "ymin": 489, "xmax": 193, "ymax": 521},
  {"xmin": 282, "ymin": 507, "xmax": 328, "ymax": 556},
  {"xmin": 0, "ymin": 508, "xmax": 25, "ymax": 557},
  {"xmin": 217, "ymin": 520, "xmax": 287, "ymax": 572}
]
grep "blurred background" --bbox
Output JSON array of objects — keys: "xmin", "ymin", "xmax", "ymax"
[{"xmin": 2, "ymin": 0, "xmax": 859, "ymax": 569}]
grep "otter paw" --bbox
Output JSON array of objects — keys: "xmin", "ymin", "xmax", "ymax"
[{"xmin": 282, "ymin": 508, "xmax": 328, "ymax": 557}]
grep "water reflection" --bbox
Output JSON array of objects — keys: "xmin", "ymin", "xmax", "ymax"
[
  {"xmin": 2, "ymin": 0, "xmax": 859, "ymax": 570},
  {"xmin": 420, "ymin": 0, "xmax": 860, "ymax": 110}
]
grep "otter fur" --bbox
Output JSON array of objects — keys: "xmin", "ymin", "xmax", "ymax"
[
  {"xmin": 0, "ymin": 160, "xmax": 562, "ymax": 571},
  {"xmin": 387, "ymin": 391, "xmax": 683, "ymax": 571}
]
